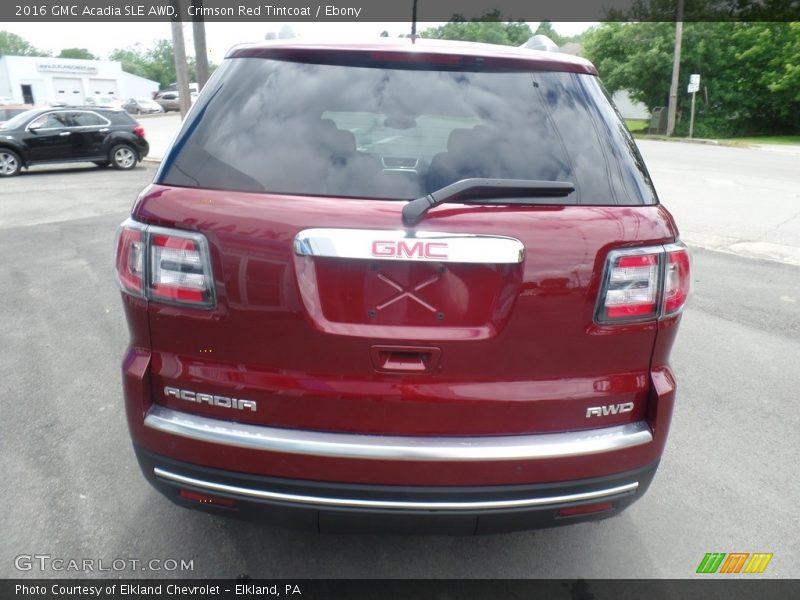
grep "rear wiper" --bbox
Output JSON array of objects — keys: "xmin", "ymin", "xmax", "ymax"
[{"xmin": 402, "ymin": 178, "xmax": 575, "ymax": 226}]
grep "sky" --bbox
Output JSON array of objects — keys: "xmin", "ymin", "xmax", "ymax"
[{"xmin": 1, "ymin": 21, "xmax": 596, "ymax": 64}]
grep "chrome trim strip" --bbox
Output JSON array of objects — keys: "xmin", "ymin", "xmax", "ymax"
[
  {"xmin": 293, "ymin": 228, "xmax": 525, "ymax": 264},
  {"xmin": 154, "ymin": 467, "xmax": 639, "ymax": 511},
  {"xmin": 144, "ymin": 405, "xmax": 653, "ymax": 462}
]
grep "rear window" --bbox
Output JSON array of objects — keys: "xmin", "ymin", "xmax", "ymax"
[
  {"xmin": 159, "ymin": 57, "xmax": 656, "ymax": 205},
  {"xmin": 105, "ymin": 111, "xmax": 135, "ymax": 126},
  {"xmin": 71, "ymin": 111, "xmax": 107, "ymax": 127}
]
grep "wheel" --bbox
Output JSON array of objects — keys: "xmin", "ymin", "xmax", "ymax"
[
  {"xmin": 0, "ymin": 149, "xmax": 21, "ymax": 177},
  {"xmin": 110, "ymin": 144, "xmax": 138, "ymax": 170}
]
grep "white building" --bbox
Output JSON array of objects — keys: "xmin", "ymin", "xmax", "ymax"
[
  {"xmin": 0, "ymin": 56, "xmax": 159, "ymax": 106},
  {"xmin": 611, "ymin": 90, "xmax": 651, "ymax": 120}
]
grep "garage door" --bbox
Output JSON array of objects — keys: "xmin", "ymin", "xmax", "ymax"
[
  {"xmin": 53, "ymin": 77, "xmax": 84, "ymax": 105},
  {"xmin": 88, "ymin": 79, "xmax": 119, "ymax": 98}
]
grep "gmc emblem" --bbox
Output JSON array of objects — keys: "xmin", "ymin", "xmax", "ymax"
[{"xmin": 371, "ymin": 240, "xmax": 449, "ymax": 259}]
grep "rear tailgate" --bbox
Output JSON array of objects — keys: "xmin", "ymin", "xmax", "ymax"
[{"xmin": 134, "ymin": 187, "xmax": 676, "ymax": 435}]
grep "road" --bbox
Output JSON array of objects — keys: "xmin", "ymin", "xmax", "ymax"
[
  {"xmin": 0, "ymin": 150, "xmax": 798, "ymax": 579},
  {"xmin": 640, "ymin": 139, "xmax": 800, "ymax": 266}
]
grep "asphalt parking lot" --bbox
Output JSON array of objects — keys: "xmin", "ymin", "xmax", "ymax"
[{"xmin": 0, "ymin": 156, "xmax": 798, "ymax": 579}]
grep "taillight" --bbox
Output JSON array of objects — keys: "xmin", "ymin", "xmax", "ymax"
[
  {"xmin": 663, "ymin": 243, "xmax": 691, "ymax": 315},
  {"xmin": 114, "ymin": 221, "xmax": 145, "ymax": 296},
  {"xmin": 558, "ymin": 502, "xmax": 614, "ymax": 517},
  {"xmin": 596, "ymin": 242, "xmax": 690, "ymax": 324},
  {"xmin": 115, "ymin": 219, "xmax": 215, "ymax": 308},
  {"xmin": 133, "ymin": 125, "xmax": 145, "ymax": 139},
  {"xmin": 605, "ymin": 252, "xmax": 660, "ymax": 319}
]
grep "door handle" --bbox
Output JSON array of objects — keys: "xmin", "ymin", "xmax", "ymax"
[
  {"xmin": 370, "ymin": 346, "xmax": 442, "ymax": 373},
  {"xmin": 99, "ymin": 128, "xmax": 109, "ymax": 132},
  {"xmin": 59, "ymin": 131, "xmax": 71, "ymax": 136}
]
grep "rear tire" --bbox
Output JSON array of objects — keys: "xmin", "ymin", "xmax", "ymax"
[
  {"xmin": 110, "ymin": 144, "xmax": 138, "ymax": 170},
  {"xmin": 0, "ymin": 149, "xmax": 21, "ymax": 177}
]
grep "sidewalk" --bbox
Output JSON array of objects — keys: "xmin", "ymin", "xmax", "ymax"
[{"xmin": 636, "ymin": 133, "xmax": 800, "ymax": 156}]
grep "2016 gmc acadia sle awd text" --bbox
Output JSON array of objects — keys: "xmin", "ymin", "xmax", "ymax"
[{"xmin": 115, "ymin": 38, "xmax": 690, "ymax": 534}]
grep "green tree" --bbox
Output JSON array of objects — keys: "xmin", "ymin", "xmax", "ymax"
[
  {"xmin": 766, "ymin": 22, "xmax": 800, "ymax": 102},
  {"xmin": 143, "ymin": 39, "xmax": 183, "ymax": 89},
  {"xmin": 607, "ymin": 0, "xmax": 800, "ymax": 21},
  {"xmin": 583, "ymin": 22, "xmax": 675, "ymax": 110},
  {"xmin": 111, "ymin": 40, "xmax": 218, "ymax": 89},
  {"xmin": 583, "ymin": 22, "xmax": 800, "ymax": 136},
  {"xmin": 57, "ymin": 48, "xmax": 98, "ymax": 60},
  {"xmin": 109, "ymin": 45, "xmax": 149, "ymax": 78},
  {"xmin": 0, "ymin": 31, "xmax": 49, "ymax": 57},
  {"xmin": 420, "ymin": 11, "xmax": 532, "ymax": 46}
]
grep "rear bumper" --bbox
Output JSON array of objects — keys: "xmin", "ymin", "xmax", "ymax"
[
  {"xmin": 136, "ymin": 139, "xmax": 149, "ymax": 159},
  {"xmin": 144, "ymin": 404, "xmax": 653, "ymax": 462},
  {"xmin": 134, "ymin": 445, "xmax": 658, "ymax": 534}
]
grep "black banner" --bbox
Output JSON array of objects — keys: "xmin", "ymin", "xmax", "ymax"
[
  {"xmin": 3, "ymin": 579, "xmax": 800, "ymax": 600},
  {"xmin": 2, "ymin": 0, "xmax": 799, "ymax": 22}
]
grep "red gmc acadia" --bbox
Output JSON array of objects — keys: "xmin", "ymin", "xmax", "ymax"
[{"xmin": 115, "ymin": 39, "xmax": 690, "ymax": 534}]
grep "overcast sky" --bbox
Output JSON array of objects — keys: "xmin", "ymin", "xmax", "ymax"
[{"xmin": 2, "ymin": 21, "xmax": 595, "ymax": 63}]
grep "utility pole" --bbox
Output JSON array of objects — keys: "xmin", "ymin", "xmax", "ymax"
[
  {"xmin": 170, "ymin": 0, "xmax": 191, "ymax": 118},
  {"xmin": 192, "ymin": 0, "xmax": 210, "ymax": 91},
  {"xmin": 666, "ymin": 0, "xmax": 684, "ymax": 136},
  {"xmin": 411, "ymin": 0, "xmax": 418, "ymax": 41}
]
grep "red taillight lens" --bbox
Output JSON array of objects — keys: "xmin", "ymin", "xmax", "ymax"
[
  {"xmin": 114, "ymin": 219, "xmax": 215, "ymax": 308},
  {"xmin": 600, "ymin": 251, "xmax": 661, "ymax": 321},
  {"xmin": 133, "ymin": 125, "xmax": 145, "ymax": 139},
  {"xmin": 114, "ymin": 222, "xmax": 145, "ymax": 296},
  {"xmin": 149, "ymin": 233, "xmax": 210, "ymax": 304},
  {"xmin": 596, "ymin": 242, "xmax": 690, "ymax": 324},
  {"xmin": 558, "ymin": 502, "xmax": 614, "ymax": 517},
  {"xmin": 664, "ymin": 244, "xmax": 691, "ymax": 315}
]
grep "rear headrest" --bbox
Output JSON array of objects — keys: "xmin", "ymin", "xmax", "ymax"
[
  {"xmin": 446, "ymin": 128, "xmax": 474, "ymax": 152},
  {"xmin": 333, "ymin": 129, "xmax": 357, "ymax": 154},
  {"xmin": 318, "ymin": 118, "xmax": 338, "ymax": 134}
]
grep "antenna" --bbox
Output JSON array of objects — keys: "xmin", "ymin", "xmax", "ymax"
[{"xmin": 411, "ymin": 0, "xmax": 418, "ymax": 43}]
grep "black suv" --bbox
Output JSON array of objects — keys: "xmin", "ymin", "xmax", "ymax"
[{"xmin": 0, "ymin": 107, "xmax": 149, "ymax": 177}]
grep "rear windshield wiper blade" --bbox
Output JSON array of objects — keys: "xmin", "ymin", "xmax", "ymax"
[{"xmin": 402, "ymin": 178, "xmax": 575, "ymax": 226}]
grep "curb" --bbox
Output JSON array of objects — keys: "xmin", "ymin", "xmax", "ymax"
[{"xmin": 633, "ymin": 134, "xmax": 721, "ymax": 146}]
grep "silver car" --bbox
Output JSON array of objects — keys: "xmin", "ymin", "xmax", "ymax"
[
  {"xmin": 123, "ymin": 97, "xmax": 165, "ymax": 115},
  {"xmin": 154, "ymin": 91, "xmax": 197, "ymax": 112}
]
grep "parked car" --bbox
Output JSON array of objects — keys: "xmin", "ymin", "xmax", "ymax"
[
  {"xmin": 0, "ymin": 107, "xmax": 148, "ymax": 176},
  {"xmin": 0, "ymin": 104, "xmax": 35, "ymax": 127},
  {"xmin": 115, "ymin": 38, "xmax": 690, "ymax": 533},
  {"xmin": 84, "ymin": 95, "xmax": 126, "ymax": 110},
  {"xmin": 154, "ymin": 91, "xmax": 198, "ymax": 112},
  {"xmin": 123, "ymin": 97, "xmax": 165, "ymax": 115}
]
